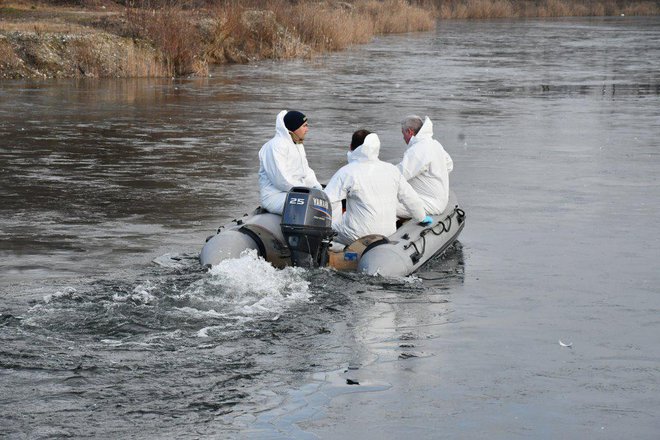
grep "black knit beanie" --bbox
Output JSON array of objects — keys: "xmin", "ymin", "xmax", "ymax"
[{"xmin": 284, "ymin": 111, "xmax": 307, "ymax": 131}]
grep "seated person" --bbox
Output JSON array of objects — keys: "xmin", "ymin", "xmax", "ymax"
[
  {"xmin": 324, "ymin": 129, "xmax": 431, "ymax": 246},
  {"xmin": 258, "ymin": 110, "xmax": 322, "ymax": 214},
  {"xmin": 396, "ymin": 115, "xmax": 453, "ymax": 217}
]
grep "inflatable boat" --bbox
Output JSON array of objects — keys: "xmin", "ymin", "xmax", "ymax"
[{"xmin": 200, "ymin": 187, "xmax": 465, "ymax": 277}]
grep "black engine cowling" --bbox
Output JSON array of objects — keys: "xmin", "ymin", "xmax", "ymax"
[{"xmin": 281, "ymin": 187, "xmax": 334, "ymax": 268}]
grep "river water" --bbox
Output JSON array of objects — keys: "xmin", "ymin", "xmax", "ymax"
[{"xmin": 1, "ymin": 17, "xmax": 659, "ymax": 439}]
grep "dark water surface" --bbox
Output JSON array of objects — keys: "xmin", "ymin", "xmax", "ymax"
[{"xmin": 1, "ymin": 17, "xmax": 659, "ymax": 439}]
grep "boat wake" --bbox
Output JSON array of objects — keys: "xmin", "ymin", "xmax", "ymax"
[
  {"xmin": 1, "ymin": 243, "xmax": 464, "ymax": 438},
  {"xmin": 180, "ymin": 249, "xmax": 311, "ymax": 326}
]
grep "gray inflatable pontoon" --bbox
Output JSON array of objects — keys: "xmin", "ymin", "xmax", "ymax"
[{"xmin": 200, "ymin": 188, "xmax": 465, "ymax": 277}]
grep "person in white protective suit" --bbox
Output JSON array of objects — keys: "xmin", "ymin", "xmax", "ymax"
[
  {"xmin": 258, "ymin": 110, "xmax": 322, "ymax": 214},
  {"xmin": 396, "ymin": 115, "xmax": 453, "ymax": 217},
  {"xmin": 324, "ymin": 130, "xmax": 432, "ymax": 246}
]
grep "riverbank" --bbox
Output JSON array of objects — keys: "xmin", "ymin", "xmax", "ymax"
[{"xmin": 1, "ymin": 0, "xmax": 658, "ymax": 79}]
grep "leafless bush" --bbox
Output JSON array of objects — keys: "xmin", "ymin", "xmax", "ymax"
[
  {"xmin": 273, "ymin": 0, "xmax": 374, "ymax": 52},
  {"xmin": 355, "ymin": 0, "xmax": 435, "ymax": 33},
  {"xmin": 202, "ymin": 0, "xmax": 432, "ymax": 63},
  {"xmin": 124, "ymin": 0, "xmax": 207, "ymax": 76},
  {"xmin": 0, "ymin": 37, "xmax": 25, "ymax": 76},
  {"xmin": 620, "ymin": 1, "xmax": 659, "ymax": 15}
]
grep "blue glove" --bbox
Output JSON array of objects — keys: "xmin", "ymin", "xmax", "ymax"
[{"xmin": 420, "ymin": 215, "xmax": 433, "ymax": 225}]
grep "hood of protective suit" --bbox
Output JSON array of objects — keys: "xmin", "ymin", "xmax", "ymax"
[
  {"xmin": 409, "ymin": 116, "xmax": 434, "ymax": 146},
  {"xmin": 347, "ymin": 133, "xmax": 380, "ymax": 163},
  {"xmin": 275, "ymin": 110, "xmax": 293, "ymax": 142}
]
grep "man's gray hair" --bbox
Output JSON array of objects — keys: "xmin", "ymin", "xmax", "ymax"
[{"xmin": 401, "ymin": 115, "xmax": 423, "ymax": 134}]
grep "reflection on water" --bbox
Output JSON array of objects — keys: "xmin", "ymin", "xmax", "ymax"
[{"xmin": 1, "ymin": 16, "xmax": 659, "ymax": 439}]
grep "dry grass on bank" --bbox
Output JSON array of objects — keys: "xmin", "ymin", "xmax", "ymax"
[
  {"xmin": 1, "ymin": 0, "xmax": 659, "ymax": 78},
  {"xmin": 119, "ymin": 0, "xmax": 659, "ymax": 76},
  {"xmin": 124, "ymin": 3, "xmax": 208, "ymax": 76},
  {"xmin": 122, "ymin": 0, "xmax": 435, "ymax": 76},
  {"xmin": 0, "ymin": 1, "xmax": 170, "ymax": 78}
]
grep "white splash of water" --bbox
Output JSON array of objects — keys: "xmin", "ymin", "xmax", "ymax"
[
  {"xmin": 43, "ymin": 286, "xmax": 78, "ymax": 303},
  {"xmin": 112, "ymin": 280, "xmax": 157, "ymax": 304},
  {"xmin": 204, "ymin": 250, "xmax": 311, "ymax": 316},
  {"xmin": 174, "ymin": 307, "xmax": 227, "ymax": 319}
]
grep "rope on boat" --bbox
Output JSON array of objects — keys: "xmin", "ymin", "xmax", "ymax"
[{"xmin": 404, "ymin": 206, "xmax": 464, "ymax": 264}]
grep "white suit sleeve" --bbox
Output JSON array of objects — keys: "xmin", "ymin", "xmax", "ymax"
[
  {"xmin": 323, "ymin": 171, "xmax": 348, "ymax": 226},
  {"xmin": 396, "ymin": 173, "xmax": 426, "ymax": 222},
  {"xmin": 261, "ymin": 143, "xmax": 305, "ymax": 192},
  {"xmin": 303, "ymin": 161, "xmax": 322, "ymax": 189},
  {"xmin": 445, "ymin": 150, "xmax": 453, "ymax": 173},
  {"xmin": 397, "ymin": 147, "xmax": 429, "ymax": 181}
]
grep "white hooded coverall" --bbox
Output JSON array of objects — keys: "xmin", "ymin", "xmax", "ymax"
[
  {"xmin": 324, "ymin": 133, "xmax": 426, "ymax": 245},
  {"xmin": 258, "ymin": 110, "xmax": 322, "ymax": 214},
  {"xmin": 397, "ymin": 117, "xmax": 453, "ymax": 216}
]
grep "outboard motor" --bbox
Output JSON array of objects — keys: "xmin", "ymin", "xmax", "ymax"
[{"xmin": 281, "ymin": 187, "xmax": 334, "ymax": 268}]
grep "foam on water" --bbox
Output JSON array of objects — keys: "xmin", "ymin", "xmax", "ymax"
[
  {"xmin": 43, "ymin": 286, "xmax": 80, "ymax": 304},
  {"xmin": 20, "ymin": 250, "xmax": 312, "ymax": 341},
  {"xmin": 175, "ymin": 250, "xmax": 311, "ymax": 319},
  {"xmin": 112, "ymin": 280, "xmax": 158, "ymax": 304}
]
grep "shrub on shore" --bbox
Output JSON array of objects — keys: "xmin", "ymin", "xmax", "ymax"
[
  {"xmin": 122, "ymin": 0, "xmax": 435, "ymax": 75},
  {"xmin": 1, "ymin": 0, "xmax": 659, "ymax": 78},
  {"xmin": 124, "ymin": 1, "xmax": 207, "ymax": 75},
  {"xmin": 120, "ymin": 0, "xmax": 660, "ymax": 76},
  {"xmin": 107, "ymin": 0, "xmax": 436, "ymax": 76}
]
